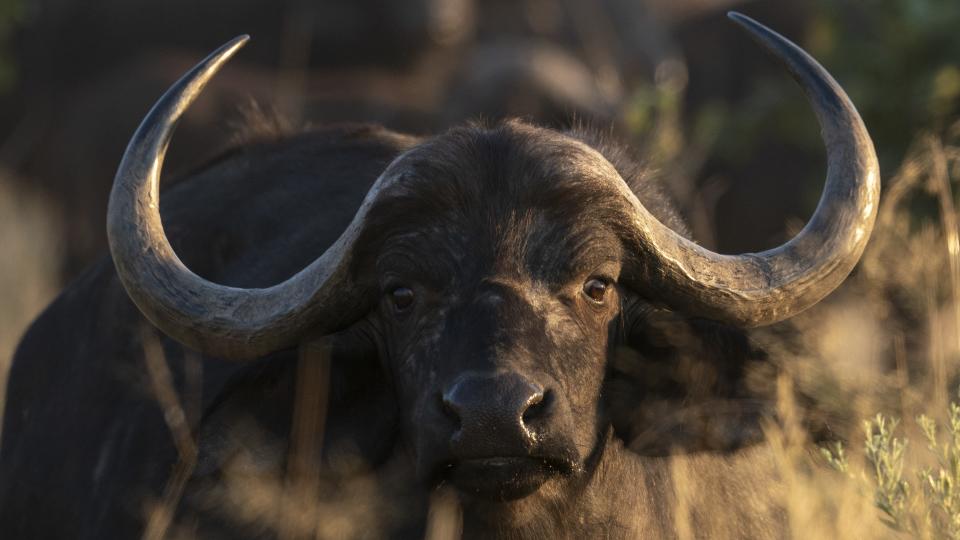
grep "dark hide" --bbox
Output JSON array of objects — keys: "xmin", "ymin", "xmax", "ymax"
[
  {"xmin": 0, "ymin": 124, "xmax": 417, "ymax": 538},
  {"xmin": 0, "ymin": 120, "xmax": 777, "ymax": 538}
]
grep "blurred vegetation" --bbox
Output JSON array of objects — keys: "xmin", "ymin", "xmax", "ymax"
[
  {"xmin": 620, "ymin": 0, "xmax": 960, "ymax": 253},
  {"xmin": 711, "ymin": 0, "xmax": 960, "ymax": 172},
  {"xmin": 0, "ymin": 0, "xmax": 21, "ymax": 93},
  {"xmin": 809, "ymin": 0, "xmax": 960, "ymax": 170},
  {"xmin": 822, "ymin": 391, "xmax": 960, "ymax": 539},
  {"xmin": 630, "ymin": 0, "xmax": 960, "ymax": 171},
  {"xmin": 763, "ymin": 0, "xmax": 958, "ymax": 170}
]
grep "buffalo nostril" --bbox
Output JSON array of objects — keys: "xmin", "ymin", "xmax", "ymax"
[
  {"xmin": 442, "ymin": 374, "xmax": 552, "ymax": 453},
  {"xmin": 521, "ymin": 389, "xmax": 553, "ymax": 425}
]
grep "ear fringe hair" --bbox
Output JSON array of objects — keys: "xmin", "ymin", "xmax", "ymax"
[{"xmin": 228, "ymin": 97, "xmax": 301, "ymax": 146}]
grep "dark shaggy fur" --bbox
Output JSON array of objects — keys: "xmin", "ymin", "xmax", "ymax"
[{"xmin": 1, "ymin": 119, "xmax": 778, "ymax": 539}]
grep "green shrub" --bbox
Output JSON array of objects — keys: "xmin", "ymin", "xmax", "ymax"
[{"xmin": 822, "ymin": 388, "xmax": 960, "ymax": 538}]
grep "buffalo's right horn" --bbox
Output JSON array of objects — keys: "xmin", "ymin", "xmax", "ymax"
[
  {"xmin": 618, "ymin": 12, "xmax": 880, "ymax": 327},
  {"xmin": 107, "ymin": 36, "xmax": 392, "ymax": 359}
]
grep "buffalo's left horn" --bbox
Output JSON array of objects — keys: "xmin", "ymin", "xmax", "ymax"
[
  {"xmin": 619, "ymin": 12, "xmax": 880, "ymax": 327},
  {"xmin": 107, "ymin": 36, "xmax": 387, "ymax": 359}
]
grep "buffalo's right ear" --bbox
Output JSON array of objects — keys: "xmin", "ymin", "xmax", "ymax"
[{"xmin": 188, "ymin": 324, "xmax": 399, "ymax": 485}]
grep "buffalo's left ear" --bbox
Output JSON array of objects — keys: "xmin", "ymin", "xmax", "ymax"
[
  {"xmin": 606, "ymin": 303, "xmax": 771, "ymax": 455},
  {"xmin": 188, "ymin": 328, "xmax": 399, "ymax": 485}
]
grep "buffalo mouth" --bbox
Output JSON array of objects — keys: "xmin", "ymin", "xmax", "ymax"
[{"xmin": 442, "ymin": 456, "xmax": 575, "ymax": 501}]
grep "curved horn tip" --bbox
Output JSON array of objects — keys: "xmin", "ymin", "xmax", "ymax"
[
  {"xmin": 727, "ymin": 11, "xmax": 808, "ymax": 64},
  {"xmin": 726, "ymin": 11, "xmax": 757, "ymax": 27},
  {"xmin": 227, "ymin": 34, "xmax": 251, "ymax": 47},
  {"xmin": 726, "ymin": 11, "xmax": 747, "ymax": 21},
  {"xmin": 215, "ymin": 34, "xmax": 251, "ymax": 59},
  {"xmin": 726, "ymin": 11, "xmax": 783, "ymax": 43},
  {"xmin": 195, "ymin": 35, "xmax": 250, "ymax": 72}
]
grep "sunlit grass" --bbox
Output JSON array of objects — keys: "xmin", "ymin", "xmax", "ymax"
[{"xmin": 753, "ymin": 122, "xmax": 960, "ymax": 539}]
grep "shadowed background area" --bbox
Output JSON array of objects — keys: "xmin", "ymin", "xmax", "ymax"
[
  {"xmin": 1, "ymin": 0, "xmax": 960, "ymax": 537},
  {"xmin": 3, "ymin": 0, "xmax": 956, "ymax": 285},
  {"xmin": 0, "ymin": 0, "xmax": 819, "ymax": 282}
]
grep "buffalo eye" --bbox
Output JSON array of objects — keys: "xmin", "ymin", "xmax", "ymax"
[
  {"xmin": 582, "ymin": 278, "xmax": 610, "ymax": 303},
  {"xmin": 390, "ymin": 286, "xmax": 415, "ymax": 312}
]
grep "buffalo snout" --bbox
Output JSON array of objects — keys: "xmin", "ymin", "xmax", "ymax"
[
  {"xmin": 433, "ymin": 371, "xmax": 577, "ymax": 501},
  {"xmin": 442, "ymin": 371, "xmax": 551, "ymax": 456}
]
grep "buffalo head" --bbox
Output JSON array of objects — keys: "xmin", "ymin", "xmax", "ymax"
[{"xmin": 105, "ymin": 12, "xmax": 879, "ymax": 519}]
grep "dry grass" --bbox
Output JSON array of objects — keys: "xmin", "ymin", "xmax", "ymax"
[
  {"xmin": 0, "ymin": 170, "xmax": 60, "ymax": 441},
  {"xmin": 722, "ymin": 121, "xmax": 960, "ymax": 539},
  {"xmin": 652, "ymin": 120, "xmax": 960, "ymax": 538}
]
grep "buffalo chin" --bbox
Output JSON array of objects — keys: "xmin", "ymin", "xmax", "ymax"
[{"xmin": 447, "ymin": 457, "xmax": 569, "ymax": 501}]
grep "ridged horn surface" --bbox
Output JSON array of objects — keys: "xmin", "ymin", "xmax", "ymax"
[
  {"xmin": 617, "ymin": 12, "xmax": 879, "ymax": 327},
  {"xmin": 107, "ymin": 36, "xmax": 395, "ymax": 359}
]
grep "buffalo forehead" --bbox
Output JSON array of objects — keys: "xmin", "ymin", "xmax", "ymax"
[{"xmin": 363, "ymin": 122, "xmax": 629, "ymax": 287}]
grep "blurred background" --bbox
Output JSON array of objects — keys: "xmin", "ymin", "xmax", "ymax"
[
  {"xmin": 1, "ymin": 1, "xmax": 960, "ymax": 535},
  {"xmin": 9, "ymin": 0, "xmax": 957, "ymax": 277},
  {"xmin": 2, "ymin": 0, "xmax": 960, "ymax": 410},
  {"xmin": 3, "ymin": 0, "xmax": 960, "ymax": 404}
]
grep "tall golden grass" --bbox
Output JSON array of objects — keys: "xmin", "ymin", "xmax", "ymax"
[{"xmin": 731, "ymin": 121, "xmax": 960, "ymax": 539}]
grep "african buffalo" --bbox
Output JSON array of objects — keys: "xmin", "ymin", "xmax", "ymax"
[{"xmin": 0, "ymin": 12, "xmax": 878, "ymax": 539}]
